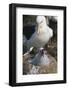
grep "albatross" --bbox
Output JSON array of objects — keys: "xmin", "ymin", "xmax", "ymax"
[
  {"xmin": 27, "ymin": 16, "xmax": 53, "ymax": 50},
  {"xmin": 28, "ymin": 48, "xmax": 57, "ymax": 74},
  {"xmin": 29, "ymin": 48, "xmax": 50, "ymax": 66}
]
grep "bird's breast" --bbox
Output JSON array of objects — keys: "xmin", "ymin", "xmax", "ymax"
[{"xmin": 37, "ymin": 32, "xmax": 50, "ymax": 43}]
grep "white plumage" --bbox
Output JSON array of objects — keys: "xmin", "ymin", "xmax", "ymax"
[
  {"xmin": 27, "ymin": 16, "xmax": 53, "ymax": 49},
  {"xmin": 29, "ymin": 48, "xmax": 50, "ymax": 66}
]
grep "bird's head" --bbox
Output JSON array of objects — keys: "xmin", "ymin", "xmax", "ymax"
[
  {"xmin": 36, "ymin": 16, "xmax": 46, "ymax": 25},
  {"xmin": 36, "ymin": 16, "xmax": 47, "ymax": 34},
  {"xmin": 39, "ymin": 48, "xmax": 47, "ymax": 56}
]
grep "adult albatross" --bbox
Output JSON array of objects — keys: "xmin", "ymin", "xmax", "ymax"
[{"xmin": 27, "ymin": 16, "xmax": 53, "ymax": 50}]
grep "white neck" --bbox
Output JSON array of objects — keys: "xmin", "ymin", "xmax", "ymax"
[{"xmin": 37, "ymin": 21, "xmax": 47, "ymax": 34}]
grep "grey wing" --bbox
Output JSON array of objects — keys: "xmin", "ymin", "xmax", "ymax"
[{"xmin": 27, "ymin": 32, "xmax": 39, "ymax": 49}]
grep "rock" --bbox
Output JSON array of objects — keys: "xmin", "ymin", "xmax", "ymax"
[
  {"xmin": 23, "ymin": 54, "xmax": 32, "ymax": 74},
  {"xmin": 23, "ymin": 53, "xmax": 57, "ymax": 74}
]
